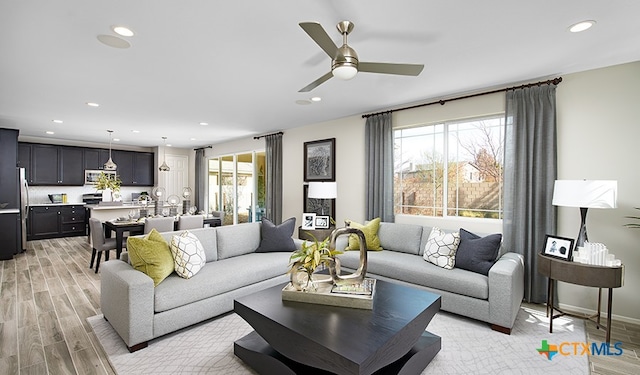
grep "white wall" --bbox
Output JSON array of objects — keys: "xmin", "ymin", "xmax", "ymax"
[
  {"xmin": 556, "ymin": 61, "xmax": 640, "ymax": 323},
  {"xmin": 210, "ymin": 60, "xmax": 640, "ymax": 322}
]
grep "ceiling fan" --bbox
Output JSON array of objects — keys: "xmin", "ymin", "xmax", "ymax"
[{"xmin": 298, "ymin": 21, "xmax": 424, "ymax": 92}]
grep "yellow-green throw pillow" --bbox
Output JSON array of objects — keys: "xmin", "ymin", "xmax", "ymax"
[
  {"xmin": 127, "ymin": 228, "xmax": 174, "ymax": 286},
  {"xmin": 345, "ymin": 218, "xmax": 383, "ymax": 251}
]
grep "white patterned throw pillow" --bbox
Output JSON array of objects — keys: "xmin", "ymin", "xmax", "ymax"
[
  {"xmin": 170, "ymin": 231, "xmax": 206, "ymax": 279},
  {"xmin": 423, "ymin": 227, "xmax": 460, "ymax": 269}
]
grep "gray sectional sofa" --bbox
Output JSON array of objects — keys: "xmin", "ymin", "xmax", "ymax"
[
  {"xmin": 100, "ymin": 220, "xmax": 524, "ymax": 352},
  {"xmin": 100, "ymin": 222, "xmax": 299, "ymax": 352},
  {"xmin": 335, "ymin": 222, "xmax": 525, "ymax": 334}
]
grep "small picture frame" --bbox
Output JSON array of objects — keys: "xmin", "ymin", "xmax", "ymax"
[
  {"xmin": 314, "ymin": 215, "xmax": 330, "ymax": 229},
  {"xmin": 542, "ymin": 235, "xmax": 574, "ymax": 261},
  {"xmin": 301, "ymin": 213, "xmax": 316, "ymax": 230}
]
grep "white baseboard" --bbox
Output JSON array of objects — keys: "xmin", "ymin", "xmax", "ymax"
[{"xmin": 558, "ymin": 302, "xmax": 640, "ymax": 326}]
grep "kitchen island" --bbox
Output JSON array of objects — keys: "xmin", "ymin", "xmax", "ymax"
[{"xmin": 85, "ymin": 203, "xmax": 147, "ymax": 222}]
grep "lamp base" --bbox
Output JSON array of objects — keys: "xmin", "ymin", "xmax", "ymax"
[{"xmin": 575, "ymin": 207, "xmax": 589, "ymax": 249}]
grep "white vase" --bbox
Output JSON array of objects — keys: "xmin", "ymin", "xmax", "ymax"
[{"xmin": 102, "ymin": 188, "xmax": 112, "ymax": 202}]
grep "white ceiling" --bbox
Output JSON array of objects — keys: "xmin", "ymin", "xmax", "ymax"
[{"xmin": 1, "ymin": 0, "xmax": 639, "ymax": 149}]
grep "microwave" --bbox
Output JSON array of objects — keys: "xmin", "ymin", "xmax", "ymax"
[{"xmin": 85, "ymin": 170, "xmax": 116, "ymax": 185}]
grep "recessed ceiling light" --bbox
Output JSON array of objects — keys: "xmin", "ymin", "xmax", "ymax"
[
  {"xmin": 166, "ymin": 144, "xmax": 172, "ymax": 147},
  {"xmin": 97, "ymin": 34, "xmax": 131, "ymax": 49},
  {"xmin": 52, "ymin": 119, "xmax": 63, "ymax": 124},
  {"xmin": 46, "ymin": 131, "xmax": 54, "ymax": 135},
  {"xmin": 310, "ymin": 97, "xmax": 322, "ymax": 102},
  {"xmin": 296, "ymin": 100, "xmax": 311, "ymax": 105},
  {"xmin": 190, "ymin": 138, "xmax": 196, "ymax": 141},
  {"xmin": 112, "ymin": 25, "xmax": 134, "ymax": 37},
  {"xmin": 131, "ymin": 130, "xmax": 140, "ymax": 133},
  {"xmin": 113, "ymin": 138, "xmax": 120, "ymax": 142},
  {"xmin": 86, "ymin": 102, "xmax": 100, "ymax": 107},
  {"xmin": 199, "ymin": 122, "xmax": 209, "ymax": 126},
  {"xmin": 569, "ymin": 20, "xmax": 596, "ymax": 33}
]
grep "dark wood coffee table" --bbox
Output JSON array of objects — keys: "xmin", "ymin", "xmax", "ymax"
[{"xmin": 234, "ymin": 280, "xmax": 441, "ymax": 375}]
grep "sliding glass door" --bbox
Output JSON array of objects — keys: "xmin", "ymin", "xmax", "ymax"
[{"xmin": 208, "ymin": 151, "xmax": 265, "ymax": 225}]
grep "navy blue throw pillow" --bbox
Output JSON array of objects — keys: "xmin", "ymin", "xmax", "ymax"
[
  {"xmin": 255, "ymin": 217, "xmax": 297, "ymax": 253},
  {"xmin": 454, "ymin": 228, "xmax": 502, "ymax": 276}
]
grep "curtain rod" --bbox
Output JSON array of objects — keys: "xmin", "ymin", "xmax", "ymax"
[
  {"xmin": 362, "ymin": 77, "xmax": 563, "ymax": 119},
  {"xmin": 193, "ymin": 145, "xmax": 212, "ymax": 151},
  {"xmin": 253, "ymin": 131, "xmax": 284, "ymax": 140}
]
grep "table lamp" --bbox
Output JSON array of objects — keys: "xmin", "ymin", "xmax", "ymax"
[
  {"xmin": 552, "ymin": 180, "xmax": 617, "ymax": 248},
  {"xmin": 308, "ymin": 182, "xmax": 337, "ymax": 217}
]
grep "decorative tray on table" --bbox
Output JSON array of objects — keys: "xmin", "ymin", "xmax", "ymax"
[{"xmin": 281, "ymin": 278, "xmax": 376, "ymax": 310}]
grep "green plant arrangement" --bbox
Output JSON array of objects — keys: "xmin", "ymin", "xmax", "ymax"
[
  {"xmin": 624, "ymin": 207, "xmax": 640, "ymax": 229},
  {"xmin": 94, "ymin": 172, "xmax": 122, "ymax": 192},
  {"xmin": 287, "ymin": 234, "xmax": 342, "ymax": 291}
]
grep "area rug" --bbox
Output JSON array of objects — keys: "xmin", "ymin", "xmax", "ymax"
[{"xmin": 88, "ymin": 304, "xmax": 588, "ymax": 374}]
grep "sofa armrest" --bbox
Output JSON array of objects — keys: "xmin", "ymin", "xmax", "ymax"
[
  {"xmin": 487, "ymin": 252, "xmax": 525, "ymax": 330},
  {"xmin": 100, "ymin": 259, "xmax": 155, "ymax": 349}
]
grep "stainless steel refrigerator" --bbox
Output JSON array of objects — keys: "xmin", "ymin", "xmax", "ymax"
[{"xmin": 19, "ymin": 167, "xmax": 29, "ymax": 251}]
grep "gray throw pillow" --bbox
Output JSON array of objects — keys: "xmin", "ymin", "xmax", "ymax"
[
  {"xmin": 455, "ymin": 228, "xmax": 502, "ymax": 276},
  {"xmin": 255, "ymin": 217, "xmax": 297, "ymax": 253}
]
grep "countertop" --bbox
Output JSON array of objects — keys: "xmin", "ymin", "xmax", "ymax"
[
  {"xmin": 86, "ymin": 203, "xmax": 146, "ymax": 210},
  {"xmin": 29, "ymin": 203, "xmax": 86, "ymax": 207}
]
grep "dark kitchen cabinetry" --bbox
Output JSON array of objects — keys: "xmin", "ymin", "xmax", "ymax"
[
  {"xmin": 84, "ymin": 148, "xmax": 112, "ymax": 170},
  {"xmin": 112, "ymin": 150, "xmax": 154, "ymax": 186},
  {"xmin": 19, "ymin": 142, "xmax": 155, "ymax": 187},
  {"xmin": 28, "ymin": 204, "xmax": 86, "ymax": 240},
  {"xmin": 27, "ymin": 144, "xmax": 85, "ymax": 185}
]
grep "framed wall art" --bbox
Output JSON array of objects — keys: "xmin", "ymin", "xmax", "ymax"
[
  {"xmin": 304, "ymin": 138, "xmax": 335, "ymax": 182},
  {"xmin": 541, "ymin": 234, "xmax": 574, "ymax": 261},
  {"xmin": 314, "ymin": 215, "xmax": 330, "ymax": 229},
  {"xmin": 303, "ymin": 184, "xmax": 336, "ymax": 219}
]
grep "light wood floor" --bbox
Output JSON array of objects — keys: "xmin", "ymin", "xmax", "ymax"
[{"xmin": 1, "ymin": 236, "xmax": 639, "ymax": 374}]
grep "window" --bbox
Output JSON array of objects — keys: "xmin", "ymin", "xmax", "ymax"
[{"xmin": 394, "ymin": 115, "xmax": 505, "ymax": 219}]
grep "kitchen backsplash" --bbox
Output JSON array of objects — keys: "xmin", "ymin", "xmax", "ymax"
[{"xmin": 28, "ymin": 185, "xmax": 151, "ymax": 204}]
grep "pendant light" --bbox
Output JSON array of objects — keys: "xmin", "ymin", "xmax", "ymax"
[
  {"xmin": 159, "ymin": 136, "xmax": 170, "ymax": 172},
  {"xmin": 104, "ymin": 130, "xmax": 117, "ymax": 171}
]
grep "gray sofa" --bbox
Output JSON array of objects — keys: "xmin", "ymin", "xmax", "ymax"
[
  {"xmin": 100, "ymin": 222, "xmax": 300, "ymax": 352},
  {"xmin": 335, "ymin": 222, "xmax": 525, "ymax": 333},
  {"xmin": 101, "ymin": 220, "xmax": 524, "ymax": 352}
]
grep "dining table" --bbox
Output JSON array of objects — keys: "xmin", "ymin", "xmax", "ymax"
[{"xmin": 103, "ymin": 217, "xmax": 222, "ymax": 259}]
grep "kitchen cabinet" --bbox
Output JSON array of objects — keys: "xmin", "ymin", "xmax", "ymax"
[
  {"xmin": 0, "ymin": 128, "xmax": 19, "ymax": 208},
  {"xmin": 84, "ymin": 148, "xmax": 112, "ymax": 170},
  {"xmin": 28, "ymin": 144, "xmax": 85, "ymax": 186},
  {"xmin": 113, "ymin": 150, "xmax": 154, "ymax": 186},
  {"xmin": 28, "ymin": 204, "xmax": 86, "ymax": 240},
  {"xmin": 17, "ymin": 143, "xmax": 32, "ymax": 183}
]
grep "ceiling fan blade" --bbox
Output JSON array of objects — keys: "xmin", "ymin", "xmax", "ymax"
[
  {"xmin": 358, "ymin": 62, "xmax": 424, "ymax": 76},
  {"xmin": 299, "ymin": 22, "xmax": 340, "ymax": 59},
  {"xmin": 298, "ymin": 71, "xmax": 333, "ymax": 92}
]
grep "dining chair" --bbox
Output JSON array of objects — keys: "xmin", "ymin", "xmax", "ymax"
[
  {"xmin": 89, "ymin": 218, "xmax": 124, "ymax": 273},
  {"xmin": 178, "ymin": 215, "xmax": 204, "ymax": 230},
  {"xmin": 144, "ymin": 216, "xmax": 176, "ymax": 234}
]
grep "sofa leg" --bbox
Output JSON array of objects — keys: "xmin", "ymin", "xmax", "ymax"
[
  {"xmin": 490, "ymin": 324, "xmax": 511, "ymax": 335},
  {"xmin": 128, "ymin": 342, "xmax": 148, "ymax": 353}
]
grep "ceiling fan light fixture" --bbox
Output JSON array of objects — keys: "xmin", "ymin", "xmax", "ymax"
[{"xmin": 332, "ymin": 64, "xmax": 358, "ymax": 80}]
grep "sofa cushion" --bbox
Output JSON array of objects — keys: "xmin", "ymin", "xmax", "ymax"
[
  {"xmin": 216, "ymin": 222, "xmax": 261, "ymax": 259},
  {"xmin": 154, "ymin": 252, "xmax": 291, "ymax": 312},
  {"xmin": 345, "ymin": 218, "xmax": 383, "ymax": 251},
  {"xmin": 170, "ymin": 231, "xmax": 206, "ymax": 279},
  {"xmin": 127, "ymin": 229, "xmax": 174, "ymax": 287},
  {"xmin": 455, "ymin": 228, "xmax": 502, "ymax": 276},
  {"xmin": 378, "ymin": 222, "xmax": 424, "ymax": 255},
  {"xmin": 256, "ymin": 217, "xmax": 296, "ymax": 253},
  {"xmin": 158, "ymin": 227, "xmax": 218, "ymax": 262},
  {"xmin": 423, "ymin": 227, "xmax": 460, "ymax": 269},
  {"xmin": 337, "ymin": 250, "xmax": 489, "ymax": 300}
]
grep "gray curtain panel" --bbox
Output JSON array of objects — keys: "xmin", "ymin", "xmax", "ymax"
[
  {"xmin": 265, "ymin": 133, "xmax": 283, "ymax": 224},
  {"xmin": 365, "ymin": 113, "xmax": 394, "ymax": 222},
  {"xmin": 194, "ymin": 148, "xmax": 206, "ymax": 213},
  {"xmin": 503, "ymin": 85, "xmax": 557, "ymax": 304}
]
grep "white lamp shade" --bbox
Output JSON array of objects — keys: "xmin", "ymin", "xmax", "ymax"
[
  {"xmin": 552, "ymin": 180, "xmax": 617, "ymax": 208},
  {"xmin": 308, "ymin": 182, "xmax": 337, "ymax": 199}
]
